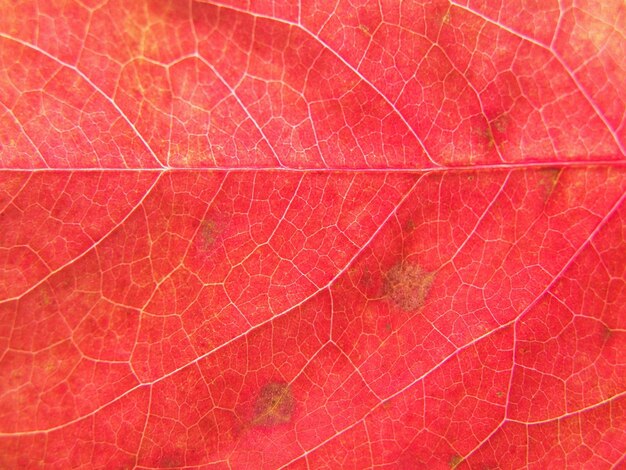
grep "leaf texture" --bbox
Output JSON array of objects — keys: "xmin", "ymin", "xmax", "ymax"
[{"xmin": 0, "ymin": 0, "xmax": 625, "ymax": 468}]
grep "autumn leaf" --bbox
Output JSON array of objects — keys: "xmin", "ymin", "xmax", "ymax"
[{"xmin": 0, "ymin": 0, "xmax": 625, "ymax": 468}]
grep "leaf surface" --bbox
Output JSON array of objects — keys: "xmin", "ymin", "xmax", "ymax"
[{"xmin": 0, "ymin": 0, "xmax": 625, "ymax": 468}]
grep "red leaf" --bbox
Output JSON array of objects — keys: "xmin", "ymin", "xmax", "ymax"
[{"xmin": 1, "ymin": 0, "xmax": 625, "ymax": 468}]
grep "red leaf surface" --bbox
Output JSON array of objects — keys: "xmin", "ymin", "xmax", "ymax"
[{"xmin": 1, "ymin": 0, "xmax": 625, "ymax": 468}]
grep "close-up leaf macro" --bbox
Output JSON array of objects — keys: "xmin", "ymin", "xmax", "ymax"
[{"xmin": 0, "ymin": 0, "xmax": 624, "ymax": 468}]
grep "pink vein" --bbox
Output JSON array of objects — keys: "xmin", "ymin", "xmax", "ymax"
[
  {"xmin": 0, "ymin": 99, "xmax": 49, "ymax": 167},
  {"xmin": 0, "ymin": 172, "xmax": 427, "ymax": 436},
  {"xmin": 199, "ymin": 1, "xmax": 440, "ymax": 167},
  {"xmin": 192, "ymin": 54, "xmax": 287, "ymax": 168},
  {"xmin": 282, "ymin": 186, "xmax": 626, "ymax": 467},
  {"xmin": 450, "ymin": 0, "xmax": 626, "ymax": 156},
  {"xmin": 0, "ymin": 33, "xmax": 166, "ymax": 170},
  {"xmin": 0, "ymin": 171, "xmax": 163, "ymax": 303}
]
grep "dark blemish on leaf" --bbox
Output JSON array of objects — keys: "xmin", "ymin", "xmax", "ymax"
[
  {"xmin": 384, "ymin": 262, "xmax": 435, "ymax": 312},
  {"xmin": 40, "ymin": 291, "xmax": 52, "ymax": 306},
  {"xmin": 252, "ymin": 381, "xmax": 294, "ymax": 427},
  {"xmin": 602, "ymin": 325, "xmax": 613, "ymax": 341},
  {"xmin": 354, "ymin": 266, "xmax": 376, "ymax": 290},
  {"xmin": 482, "ymin": 115, "xmax": 510, "ymax": 149},
  {"xmin": 359, "ymin": 24, "xmax": 372, "ymax": 36},
  {"xmin": 538, "ymin": 167, "xmax": 560, "ymax": 200},
  {"xmin": 199, "ymin": 219, "xmax": 218, "ymax": 249},
  {"xmin": 160, "ymin": 453, "xmax": 184, "ymax": 468},
  {"xmin": 449, "ymin": 454, "xmax": 463, "ymax": 468},
  {"xmin": 483, "ymin": 125, "xmax": 496, "ymax": 149},
  {"xmin": 492, "ymin": 115, "xmax": 508, "ymax": 134}
]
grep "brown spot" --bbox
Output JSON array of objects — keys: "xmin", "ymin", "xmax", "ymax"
[
  {"xmin": 160, "ymin": 454, "xmax": 184, "ymax": 468},
  {"xmin": 485, "ymin": 126, "xmax": 496, "ymax": 148},
  {"xmin": 199, "ymin": 219, "xmax": 218, "ymax": 248},
  {"xmin": 449, "ymin": 454, "xmax": 463, "ymax": 468},
  {"xmin": 384, "ymin": 262, "xmax": 435, "ymax": 311},
  {"xmin": 442, "ymin": 10, "xmax": 451, "ymax": 24},
  {"xmin": 359, "ymin": 24, "xmax": 372, "ymax": 36},
  {"xmin": 492, "ymin": 115, "xmax": 509, "ymax": 134},
  {"xmin": 538, "ymin": 168, "xmax": 560, "ymax": 200},
  {"xmin": 252, "ymin": 382, "xmax": 294, "ymax": 427},
  {"xmin": 40, "ymin": 290, "xmax": 52, "ymax": 306},
  {"xmin": 355, "ymin": 267, "xmax": 376, "ymax": 290},
  {"xmin": 480, "ymin": 115, "xmax": 510, "ymax": 150},
  {"xmin": 602, "ymin": 325, "xmax": 613, "ymax": 341}
]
